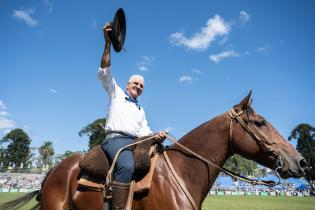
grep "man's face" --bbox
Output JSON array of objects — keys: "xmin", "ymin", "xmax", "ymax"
[{"xmin": 127, "ymin": 78, "xmax": 144, "ymax": 99}]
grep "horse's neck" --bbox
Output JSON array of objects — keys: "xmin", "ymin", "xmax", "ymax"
[{"xmin": 167, "ymin": 114, "xmax": 230, "ymax": 206}]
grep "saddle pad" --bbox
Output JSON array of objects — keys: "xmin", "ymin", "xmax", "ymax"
[
  {"xmin": 79, "ymin": 138, "xmax": 159, "ymax": 181},
  {"xmin": 77, "ymin": 153, "xmax": 160, "ymax": 193},
  {"xmin": 79, "ymin": 145, "xmax": 110, "ymax": 179}
]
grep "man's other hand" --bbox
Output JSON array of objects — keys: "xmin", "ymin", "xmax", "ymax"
[{"xmin": 154, "ymin": 131, "xmax": 167, "ymax": 142}]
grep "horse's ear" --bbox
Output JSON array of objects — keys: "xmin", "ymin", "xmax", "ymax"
[
  {"xmin": 236, "ymin": 90, "xmax": 252, "ymax": 110},
  {"xmin": 249, "ymin": 99, "xmax": 253, "ymax": 107}
]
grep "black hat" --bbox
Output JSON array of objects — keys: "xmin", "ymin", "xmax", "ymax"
[{"xmin": 109, "ymin": 8, "xmax": 126, "ymax": 52}]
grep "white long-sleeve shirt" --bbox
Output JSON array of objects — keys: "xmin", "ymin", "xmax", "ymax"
[{"xmin": 98, "ymin": 66, "xmax": 153, "ymax": 138}]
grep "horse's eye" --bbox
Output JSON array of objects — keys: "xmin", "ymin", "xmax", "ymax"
[{"xmin": 254, "ymin": 118, "xmax": 267, "ymax": 127}]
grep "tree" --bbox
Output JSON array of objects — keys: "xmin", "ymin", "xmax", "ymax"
[
  {"xmin": 288, "ymin": 123, "xmax": 315, "ymax": 183},
  {"xmin": 54, "ymin": 150, "xmax": 81, "ymax": 165},
  {"xmin": 0, "ymin": 147, "xmax": 5, "ymax": 166},
  {"xmin": 79, "ymin": 118, "xmax": 106, "ymax": 150},
  {"xmin": 0, "ymin": 128, "xmax": 31, "ymax": 167},
  {"xmin": 39, "ymin": 141, "xmax": 55, "ymax": 168},
  {"xmin": 224, "ymin": 155, "xmax": 262, "ymax": 177}
]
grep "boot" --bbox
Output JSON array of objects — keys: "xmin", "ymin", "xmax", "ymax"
[{"xmin": 111, "ymin": 181, "xmax": 130, "ymax": 210}]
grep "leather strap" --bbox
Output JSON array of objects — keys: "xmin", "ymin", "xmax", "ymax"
[
  {"xmin": 126, "ymin": 180, "xmax": 135, "ymax": 210},
  {"xmin": 228, "ymin": 108, "xmax": 274, "ymax": 154},
  {"xmin": 77, "ymin": 178, "xmax": 105, "ymax": 192},
  {"xmin": 164, "ymin": 151, "xmax": 198, "ymax": 210},
  {"xmin": 166, "ymin": 133, "xmax": 278, "ymax": 187}
]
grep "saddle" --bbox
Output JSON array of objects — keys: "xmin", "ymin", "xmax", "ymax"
[{"xmin": 78, "ymin": 136, "xmax": 163, "ymax": 193}]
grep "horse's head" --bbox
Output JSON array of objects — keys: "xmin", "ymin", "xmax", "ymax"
[{"xmin": 229, "ymin": 91, "xmax": 306, "ymax": 179}]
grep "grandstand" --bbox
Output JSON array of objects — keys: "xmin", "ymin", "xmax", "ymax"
[{"xmin": 0, "ymin": 173, "xmax": 45, "ymax": 192}]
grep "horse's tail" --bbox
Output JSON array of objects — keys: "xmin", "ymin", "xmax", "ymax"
[{"xmin": 0, "ymin": 190, "xmax": 40, "ymax": 210}]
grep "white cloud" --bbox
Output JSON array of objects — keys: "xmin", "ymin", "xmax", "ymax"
[
  {"xmin": 0, "ymin": 101, "xmax": 10, "ymax": 117},
  {"xmin": 13, "ymin": 9, "xmax": 39, "ymax": 27},
  {"xmin": 218, "ymin": 36, "xmax": 228, "ymax": 45},
  {"xmin": 255, "ymin": 46, "xmax": 271, "ymax": 53},
  {"xmin": 209, "ymin": 50, "xmax": 239, "ymax": 63},
  {"xmin": 137, "ymin": 56, "xmax": 153, "ymax": 72},
  {"xmin": 192, "ymin": 69, "xmax": 202, "ymax": 75},
  {"xmin": 0, "ymin": 100, "xmax": 7, "ymax": 110},
  {"xmin": 0, "ymin": 100, "xmax": 17, "ymax": 134},
  {"xmin": 239, "ymin": 11, "xmax": 250, "ymax": 25},
  {"xmin": 178, "ymin": 69, "xmax": 202, "ymax": 84},
  {"xmin": 49, "ymin": 89, "xmax": 58, "ymax": 94},
  {"xmin": 0, "ymin": 117, "xmax": 16, "ymax": 130},
  {"xmin": 138, "ymin": 66, "xmax": 149, "ymax": 72},
  {"xmin": 0, "ymin": 111, "xmax": 9, "ymax": 117},
  {"xmin": 179, "ymin": 76, "xmax": 193, "ymax": 83},
  {"xmin": 170, "ymin": 15, "xmax": 230, "ymax": 51},
  {"xmin": 143, "ymin": 56, "xmax": 151, "ymax": 62},
  {"xmin": 3, "ymin": 129, "xmax": 12, "ymax": 134}
]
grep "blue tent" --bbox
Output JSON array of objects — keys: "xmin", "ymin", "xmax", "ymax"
[
  {"xmin": 296, "ymin": 184, "xmax": 308, "ymax": 190},
  {"xmin": 212, "ymin": 175, "xmax": 308, "ymax": 190},
  {"xmin": 212, "ymin": 176, "xmax": 236, "ymax": 190}
]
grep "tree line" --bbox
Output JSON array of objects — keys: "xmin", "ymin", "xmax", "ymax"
[
  {"xmin": 0, "ymin": 118, "xmax": 106, "ymax": 171},
  {"xmin": 0, "ymin": 128, "xmax": 78, "ymax": 171},
  {"xmin": 0, "ymin": 119, "xmax": 314, "ymax": 187}
]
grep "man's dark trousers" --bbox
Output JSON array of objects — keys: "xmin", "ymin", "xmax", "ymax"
[{"xmin": 102, "ymin": 137, "xmax": 134, "ymax": 183}]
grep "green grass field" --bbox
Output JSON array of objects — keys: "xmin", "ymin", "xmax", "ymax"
[
  {"xmin": 202, "ymin": 195, "xmax": 314, "ymax": 210},
  {"xmin": 0, "ymin": 193, "xmax": 37, "ymax": 210},
  {"xmin": 0, "ymin": 193, "xmax": 314, "ymax": 209}
]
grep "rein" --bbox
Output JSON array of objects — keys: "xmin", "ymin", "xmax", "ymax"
[
  {"xmin": 165, "ymin": 108, "xmax": 281, "ymax": 187},
  {"xmin": 166, "ymin": 133, "xmax": 279, "ymax": 187}
]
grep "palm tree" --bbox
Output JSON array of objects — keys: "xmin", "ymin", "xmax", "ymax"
[{"xmin": 39, "ymin": 141, "xmax": 55, "ymax": 169}]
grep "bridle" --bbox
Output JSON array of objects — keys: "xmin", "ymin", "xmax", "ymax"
[
  {"xmin": 228, "ymin": 108, "xmax": 278, "ymax": 155},
  {"xmin": 227, "ymin": 108, "xmax": 283, "ymax": 183}
]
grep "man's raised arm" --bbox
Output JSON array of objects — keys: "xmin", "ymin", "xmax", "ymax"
[{"xmin": 101, "ymin": 23, "xmax": 111, "ymax": 68}]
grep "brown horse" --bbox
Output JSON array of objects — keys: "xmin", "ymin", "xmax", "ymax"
[{"xmin": 0, "ymin": 92, "xmax": 306, "ymax": 210}]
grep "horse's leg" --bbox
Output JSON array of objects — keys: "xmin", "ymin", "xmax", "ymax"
[{"xmin": 40, "ymin": 154, "xmax": 84, "ymax": 210}]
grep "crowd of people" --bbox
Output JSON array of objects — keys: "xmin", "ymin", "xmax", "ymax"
[{"xmin": 0, "ymin": 173, "xmax": 45, "ymax": 191}]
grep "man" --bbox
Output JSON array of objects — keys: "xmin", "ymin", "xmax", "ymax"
[{"xmin": 98, "ymin": 23, "xmax": 166, "ymax": 210}]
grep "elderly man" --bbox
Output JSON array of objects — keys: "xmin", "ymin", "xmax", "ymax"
[{"xmin": 98, "ymin": 23, "xmax": 166, "ymax": 210}]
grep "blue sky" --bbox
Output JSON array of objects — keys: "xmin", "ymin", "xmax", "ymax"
[{"xmin": 1, "ymin": 0, "xmax": 314, "ymax": 155}]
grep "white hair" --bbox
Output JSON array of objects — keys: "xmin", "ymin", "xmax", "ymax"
[{"xmin": 128, "ymin": 74, "xmax": 145, "ymax": 84}]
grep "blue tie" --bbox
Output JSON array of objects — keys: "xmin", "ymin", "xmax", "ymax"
[{"xmin": 124, "ymin": 91, "xmax": 141, "ymax": 110}]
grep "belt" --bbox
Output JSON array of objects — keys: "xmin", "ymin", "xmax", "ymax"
[{"xmin": 105, "ymin": 131, "xmax": 136, "ymax": 140}]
